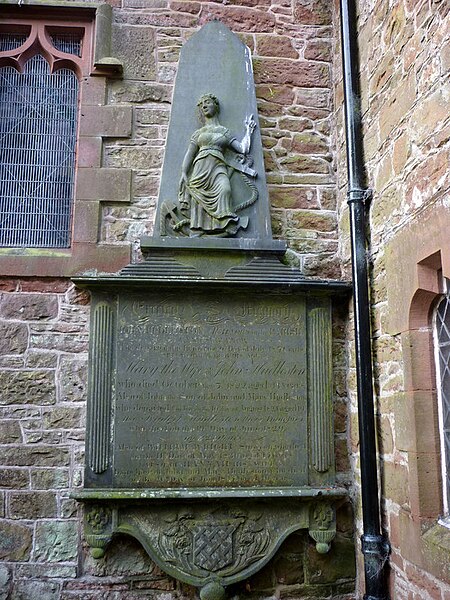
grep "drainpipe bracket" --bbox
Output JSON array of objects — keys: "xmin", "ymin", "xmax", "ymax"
[
  {"xmin": 347, "ymin": 188, "xmax": 373, "ymax": 206},
  {"xmin": 361, "ymin": 533, "xmax": 391, "ymax": 560},
  {"xmin": 361, "ymin": 533, "xmax": 391, "ymax": 600}
]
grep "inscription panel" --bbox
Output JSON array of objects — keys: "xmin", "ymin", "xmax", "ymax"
[{"xmin": 113, "ymin": 291, "xmax": 308, "ymax": 488}]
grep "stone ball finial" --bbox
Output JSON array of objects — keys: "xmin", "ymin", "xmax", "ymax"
[{"xmin": 199, "ymin": 581, "xmax": 226, "ymax": 600}]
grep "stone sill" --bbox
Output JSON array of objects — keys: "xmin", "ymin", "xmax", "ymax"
[
  {"xmin": 72, "ymin": 486, "xmax": 348, "ymax": 501},
  {"xmin": 0, "ymin": 243, "xmax": 130, "ymax": 278},
  {"xmin": 423, "ymin": 521, "xmax": 450, "ymax": 557}
]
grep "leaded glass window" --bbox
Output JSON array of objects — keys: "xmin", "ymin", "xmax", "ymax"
[
  {"xmin": 0, "ymin": 28, "xmax": 81, "ymax": 248},
  {"xmin": 435, "ymin": 278, "xmax": 450, "ymax": 524}
]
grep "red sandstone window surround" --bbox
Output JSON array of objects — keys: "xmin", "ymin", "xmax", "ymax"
[
  {"xmin": 0, "ymin": 3, "xmax": 131, "ymax": 278},
  {"xmin": 385, "ymin": 209, "xmax": 450, "ymax": 582},
  {"xmin": 0, "ymin": 20, "xmax": 92, "ymax": 249}
]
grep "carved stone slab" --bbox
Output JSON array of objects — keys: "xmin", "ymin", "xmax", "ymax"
[
  {"xmin": 80, "ymin": 498, "xmax": 339, "ymax": 592},
  {"xmin": 114, "ymin": 289, "xmax": 308, "ymax": 488},
  {"xmin": 82, "ymin": 284, "xmax": 336, "ymax": 491},
  {"xmin": 153, "ymin": 20, "xmax": 273, "ymax": 243}
]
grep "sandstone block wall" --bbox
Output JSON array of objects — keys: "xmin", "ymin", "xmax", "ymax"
[
  {"xmin": 0, "ymin": 0, "xmax": 355, "ymax": 598},
  {"xmin": 334, "ymin": 0, "xmax": 450, "ymax": 597}
]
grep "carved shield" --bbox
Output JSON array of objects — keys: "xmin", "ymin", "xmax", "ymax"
[{"xmin": 191, "ymin": 524, "xmax": 236, "ymax": 571}]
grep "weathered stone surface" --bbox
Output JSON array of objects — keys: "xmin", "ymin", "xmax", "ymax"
[
  {"xmin": 318, "ymin": 188, "xmax": 336, "ymax": 210},
  {"xmin": 254, "ymin": 59, "xmax": 330, "ymax": 88},
  {"xmin": 76, "ymin": 168, "xmax": 132, "ymax": 202},
  {"xmin": 12, "ymin": 580, "xmax": 60, "ymax": 600},
  {"xmin": 0, "ymin": 469, "xmax": 28, "ymax": 489},
  {"xmin": 274, "ymin": 536, "xmax": 304, "ymax": 585},
  {"xmin": 84, "ymin": 535, "xmax": 157, "ymax": 577},
  {"xmin": 105, "ymin": 145, "xmax": 164, "ymax": 170},
  {"xmin": 112, "ymin": 25, "xmax": 156, "ymax": 80},
  {"xmin": 19, "ymin": 279, "xmax": 70, "ymax": 294},
  {"xmin": 15, "ymin": 564, "xmax": 77, "ymax": 579},
  {"xmin": 9, "ymin": 492, "xmax": 57, "ymax": 519},
  {"xmin": 170, "ymin": 1, "xmax": 201, "ymax": 15},
  {"xmin": 269, "ymin": 186, "xmax": 319, "ymax": 209},
  {"xmin": 115, "ymin": 9, "xmax": 197, "ymax": 28},
  {"xmin": 34, "ymin": 521, "xmax": 78, "ymax": 563},
  {"xmin": 0, "ymin": 371, "xmax": 55, "ymax": 406},
  {"xmin": 412, "ymin": 87, "xmax": 449, "ymax": 145},
  {"xmin": 279, "ymin": 155, "xmax": 331, "ymax": 174},
  {"xmin": 296, "ymin": 88, "xmax": 331, "ymax": 108},
  {"xmin": 256, "ymin": 84, "xmax": 296, "ymax": 105},
  {"xmin": 79, "ymin": 106, "xmax": 133, "ymax": 138},
  {"xmin": 0, "ymin": 446, "xmax": 70, "ymax": 467},
  {"xmin": 109, "ymin": 81, "xmax": 171, "ymax": 104},
  {"xmin": 42, "ymin": 407, "xmax": 83, "ymax": 430},
  {"xmin": 306, "ymin": 534, "xmax": 355, "ymax": 583},
  {"xmin": 26, "ymin": 351, "xmax": 58, "ymax": 369},
  {"xmin": 290, "ymin": 132, "xmax": 329, "ymax": 154},
  {"xmin": 0, "ymin": 564, "xmax": 10, "ymax": 600},
  {"xmin": 199, "ymin": 6, "xmax": 276, "ymax": 32},
  {"xmin": 279, "ymin": 116, "xmax": 313, "ymax": 132},
  {"xmin": 303, "ymin": 255, "xmax": 341, "ymax": 279},
  {"xmin": 304, "ymin": 40, "xmax": 332, "ymax": 62},
  {"xmin": 0, "ymin": 293, "xmax": 58, "ymax": 321},
  {"xmin": 0, "ymin": 322, "xmax": 28, "ymax": 355},
  {"xmin": 58, "ymin": 357, "xmax": 87, "ymax": 403},
  {"xmin": 382, "ymin": 461, "xmax": 410, "ymax": 508},
  {"xmin": 0, "ymin": 521, "xmax": 32, "ymax": 561},
  {"xmin": 31, "ymin": 469, "xmax": 69, "ymax": 490},
  {"xmin": 135, "ymin": 107, "xmax": 170, "ymax": 126},
  {"xmin": 256, "ymin": 35, "xmax": 298, "ymax": 58},
  {"xmin": 293, "ymin": 0, "xmax": 332, "ymax": 25},
  {"xmin": 379, "ymin": 71, "xmax": 416, "ymax": 143},
  {"xmin": 287, "ymin": 105, "xmax": 330, "ymax": 120},
  {"xmin": 29, "ymin": 326, "xmax": 88, "ymax": 354},
  {"xmin": 0, "ymin": 421, "xmax": 21, "ymax": 443},
  {"xmin": 78, "ymin": 137, "xmax": 102, "ymax": 168}
]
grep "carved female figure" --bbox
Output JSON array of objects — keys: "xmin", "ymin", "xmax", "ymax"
[{"xmin": 178, "ymin": 94, "xmax": 256, "ymax": 237}]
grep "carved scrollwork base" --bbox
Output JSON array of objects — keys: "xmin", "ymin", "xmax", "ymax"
[{"xmin": 80, "ymin": 496, "xmax": 340, "ymax": 594}]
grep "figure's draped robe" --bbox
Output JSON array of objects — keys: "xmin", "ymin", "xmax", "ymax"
[{"xmin": 185, "ymin": 125, "xmax": 239, "ymax": 233}]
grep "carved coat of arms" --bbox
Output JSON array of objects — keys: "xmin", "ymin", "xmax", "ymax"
[{"xmin": 158, "ymin": 510, "xmax": 270, "ymax": 576}]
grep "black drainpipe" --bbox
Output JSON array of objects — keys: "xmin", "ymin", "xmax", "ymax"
[{"xmin": 339, "ymin": 1, "xmax": 391, "ymax": 599}]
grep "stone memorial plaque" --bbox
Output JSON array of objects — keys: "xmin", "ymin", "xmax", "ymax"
[
  {"xmin": 113, "ymin": 289, "xmax": 308, "ymax": 488},
  {"xmin": 74, "ymin": 20, "xmax": 348, "ymax": 589}
]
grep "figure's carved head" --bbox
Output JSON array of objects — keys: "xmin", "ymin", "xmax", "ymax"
[{"xmin": 197, "ymin": 94, "xmax": 219, "ymax": 122}]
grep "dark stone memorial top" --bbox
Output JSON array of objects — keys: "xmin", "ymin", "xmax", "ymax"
[{"xmin": 147, "ymin": 19, "xmax": 282, "ymax": 252}]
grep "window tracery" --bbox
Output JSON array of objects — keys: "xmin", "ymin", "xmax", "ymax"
[{"xmin": 0, "ymin": 22, "xmax": 88, "ymax": 248}]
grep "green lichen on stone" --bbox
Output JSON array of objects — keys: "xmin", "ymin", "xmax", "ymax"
[
  {"xmin": 422, "ymin": 523, "xmax": 450, "ymax": 578},
  {"xmin": 34, "ymin": 521, "xmax": 78, "ymax": 563},
  {"xmin": 0, "ymin": 522, "xmax": 32, "ymax": 562}
]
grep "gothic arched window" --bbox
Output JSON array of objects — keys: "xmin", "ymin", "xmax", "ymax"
[
  {"xmin": 0, "ymin": 26, "xmax": 82, "ymax": 247},
  {"xmin": 434, "ymin": 278, "xmax": 450, "ymax": 525}
]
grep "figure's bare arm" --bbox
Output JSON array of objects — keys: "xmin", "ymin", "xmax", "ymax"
[
  {"xmin": 179, "ymin": 142, "xmax": 197, "ymax": 187},
  {"xmin": 230, "ymin": 115, "xmax": 256, "ymax": 155}
]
